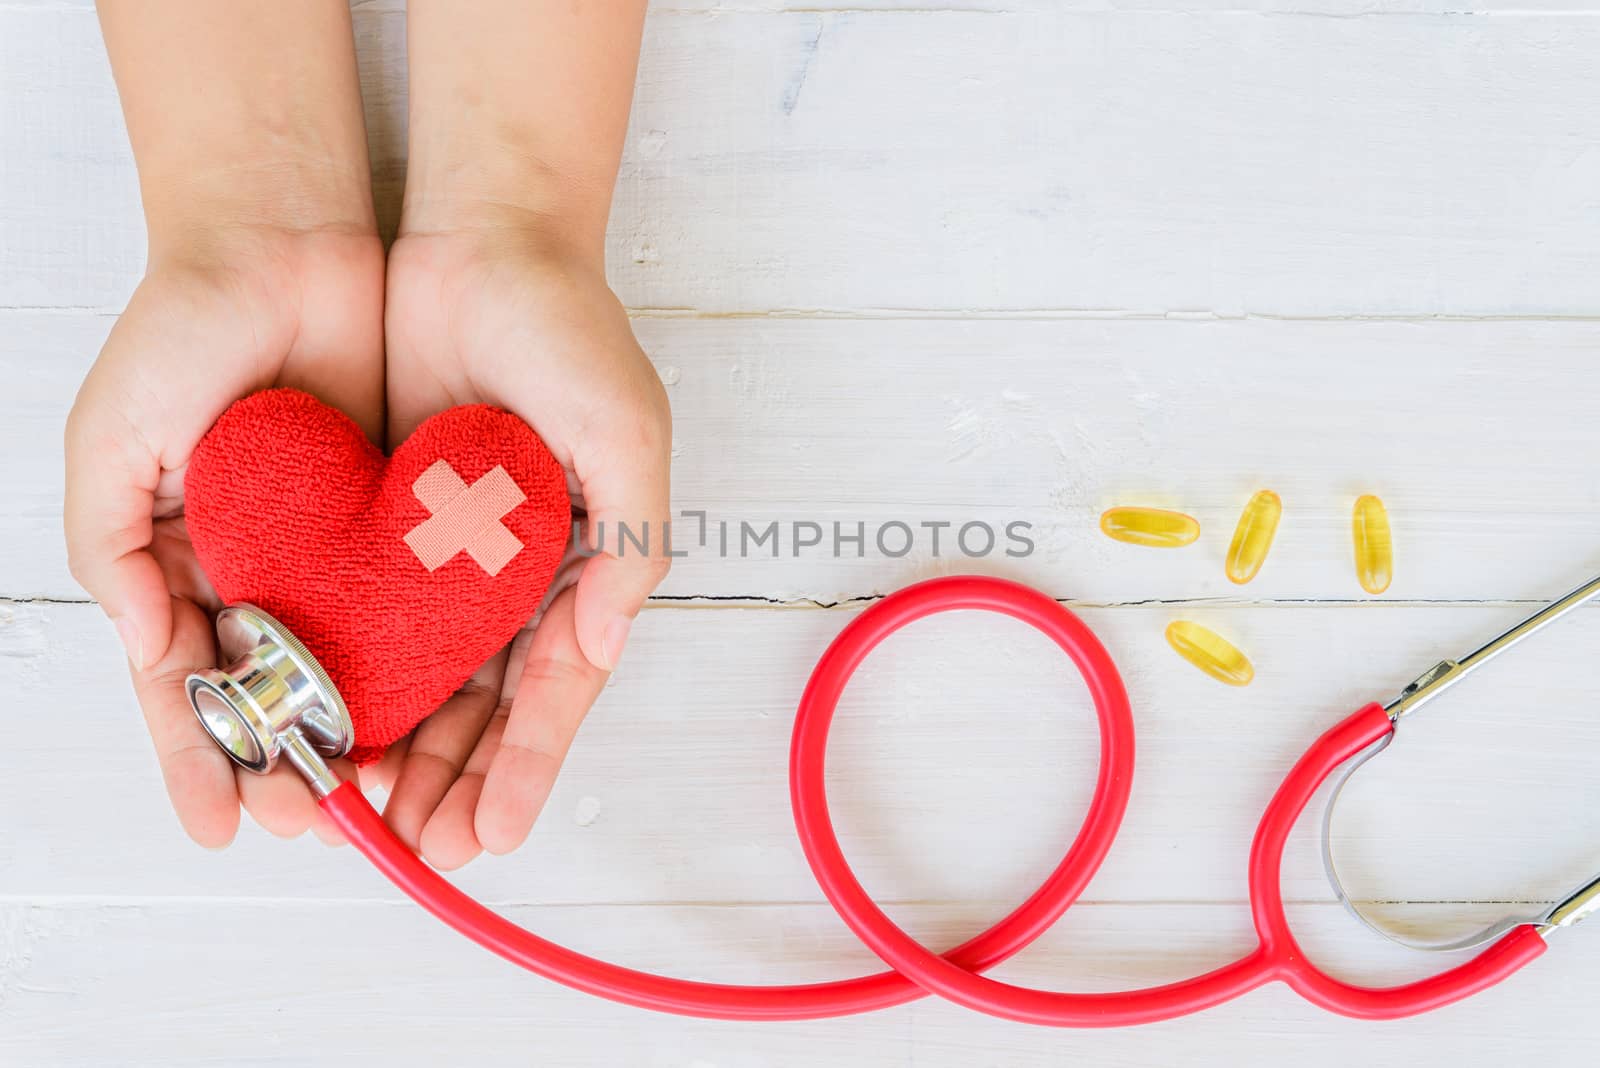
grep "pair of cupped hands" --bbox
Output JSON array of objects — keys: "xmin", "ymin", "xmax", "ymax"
[{"xmin": 64, "ymin": 225, "xmax": 672, "ymax": 870}]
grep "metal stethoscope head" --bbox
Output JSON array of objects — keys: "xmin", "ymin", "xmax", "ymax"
[{"xmin": 184, "ymin": 604, "xmax": 351, "ymax": 799}]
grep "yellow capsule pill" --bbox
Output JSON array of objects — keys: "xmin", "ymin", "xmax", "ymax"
[
  {"xmin": 1352, "ymin": 494, "xmax": 1393, "ymax": 595},
  {"xmin": 1164, "ymin": 620, "xmax": 1255, "ymax": 687},
  {"xmin": 1099, "ymin": 507, "xmax": 1201, "ymax": 548},
  {"xmin": 1225, "ymin": 490, "xmax": 1282, "ymax": 585}
]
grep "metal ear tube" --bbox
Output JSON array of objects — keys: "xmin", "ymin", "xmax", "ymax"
[{"xmin": 1321, "ymin": 572, "xmax": 1600, "ymax": 951}]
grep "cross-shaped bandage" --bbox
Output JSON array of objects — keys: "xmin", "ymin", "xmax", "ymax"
[{"xmin": 404, "ymin": 460, "xmax": 527, "ymax": 576}]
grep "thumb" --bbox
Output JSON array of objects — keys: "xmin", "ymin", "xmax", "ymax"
[
  {"xmin": 570, "ymin": 420, "xmax": 672, "ymax": 673},
  {"xmin": 572, "ymin": 530, "xmax": 671, "ymax": 673},
  {"xmin": 63, "ymin": 373, "xmax": 174, "ymax": 669}
]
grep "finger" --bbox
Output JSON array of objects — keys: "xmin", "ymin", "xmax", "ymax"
[
  {"xmin": 570, "ymin": 391, "xmax": 673, "ymax": 673},
  {"xmin": 127, "ymin": 596, "xmax": 240, "ymax": 848},
  {"xmin": 418, "ymin": 631, "xmax": 532, "ymax": 869},
  {"xmin": 383, "ymin": 648, "xmax": 509, "ymax": 852},
  {"xmin": 238, "ymin": 751, "xmax": 363, "ymax": 841},
  {"xmin": 421, "ymin": 771, "xmax": 491, "ymax": 872},
  {"xmin": 476, "ymin": 588, "xmax": 608, "ymax": 855},
  {"xmin": 310, "ymin": 816, "xmax": 348, "ymax": 847},
  {"xmin": 149, "ymin": 513, "xmax": 222, "ymax": 611},
  {"xmin": 64, "ymin": 368, "xmax": 175, "ymax": 671},
  {"xmin": 364, "ymin": 733, "xmax": 411, "ymax": 794},
  {"xmin": 238, "ymin": 761, "xmax": 321, "ymax": 839}
]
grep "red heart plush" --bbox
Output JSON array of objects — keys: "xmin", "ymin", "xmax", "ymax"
[{"xmin": 185, "ymin": 388, "xmax": 569, "ymax": 764}]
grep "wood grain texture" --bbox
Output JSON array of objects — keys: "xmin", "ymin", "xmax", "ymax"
[
  {"xmin": 6, "ymin": 312, "xmax": 1598, "ymax": 603},
  {"xmin": 4, "ymin": 7, "xmax": 1600, "ymax": 313},
  {"xmin": 347, "ymin": 1, "xmax": 1600, "ymax": 14},
  {"xmin": 2, "ymin": 900, "xmax": 1597, "ymax": 1067},
  {"xmin": 10, "ymin": 1, "xmax": 1600, "ymax": 16},
  {"xmin": 4, "ymin": 0, "xmax": 1599, "ymax": 1063}
]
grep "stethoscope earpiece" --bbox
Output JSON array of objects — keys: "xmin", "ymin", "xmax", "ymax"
[{"xmin": 184, "ymin": 604, "xmax": 351, "ymax": 797}]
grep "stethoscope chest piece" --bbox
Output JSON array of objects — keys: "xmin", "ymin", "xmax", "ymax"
[{"xmin": 185, "ymin": 604, "xmax": 352, "ymax": 783}]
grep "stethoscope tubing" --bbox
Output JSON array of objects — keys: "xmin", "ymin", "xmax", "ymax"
[{"xmin": 318, "ymin": 575, "xmax": 1546, "ymax": 1024}]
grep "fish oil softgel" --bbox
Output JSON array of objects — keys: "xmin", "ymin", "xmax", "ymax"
[
  {"xmin": 1225, "ymin": 490, "xmax": 1282, "ymax": 585},
  {"xmin": 1164, "ymin": 620, "xmax": 1255, "ymax": 686},
  {"xmin": 1352, "ymin": 495, "xmax": 1393, "ymax": 595},
  {"xmin": 1100, "ymin": 507, "xmax": 1201, "ymax": 548}
]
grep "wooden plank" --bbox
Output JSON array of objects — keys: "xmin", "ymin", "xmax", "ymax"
[
  {"xmin": 9, "ymin": 1, "xmax": 1598, "ymax": 1061},
  {"xmin": 5, "ymin": 9, "xmax": 1600, "ymax": 314},
  {"xmin": 5, "ymin": 600, "xmax": 1598, "ymax": 911},
  {"xmin": 10, "ymin": 313, "xmax": 1600, "ymax": 603},
  {"xmin": 10, "ymin": 1, "xmax": 1600, "ymax": 17},
  {"xmin": 2, "ymin": 312, "xmax": 108, "ymax": 600},
  {"xmin": 2, "ymin": 898, "xmax": 1595, "ymax": 1066}
]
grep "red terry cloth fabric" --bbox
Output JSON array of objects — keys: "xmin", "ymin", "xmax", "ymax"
[{"xmin": 185, "ymin": 388, "xmax": 569, "ymax": 764}]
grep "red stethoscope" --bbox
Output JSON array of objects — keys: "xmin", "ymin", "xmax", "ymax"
[{"xmin": 184, "ymin": 573, "xmax": 1600, "ymax": 1025}]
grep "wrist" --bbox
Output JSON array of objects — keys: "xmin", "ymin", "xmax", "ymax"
[
  {"xmin": 142, "ymin": 223, "xmax": 385, "ymax": 306},
  {"xmin": 399, "ymin": 134, "xmax": 612, "ymax": 268},
  {"xmin": 100, "ymin": 0, "xmax": 377, "ymax": 253},
  {"xmin": 140, "ymin": 156, "xmax": 377, "ymax": 263}
]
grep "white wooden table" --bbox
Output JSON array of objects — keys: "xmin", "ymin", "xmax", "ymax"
[{"xmin": 4, "ymin": 2, "xmax": 1599, "ymax": 1064}]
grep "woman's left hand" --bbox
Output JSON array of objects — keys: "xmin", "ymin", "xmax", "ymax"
[{"xmin": 377, "ymin": 229, "xmax": 673, "ymax": 870}]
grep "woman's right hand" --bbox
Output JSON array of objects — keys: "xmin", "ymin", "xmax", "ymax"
[{"xmin": 64, "ymin": 227, "xmax": 385, "ymax": 848}]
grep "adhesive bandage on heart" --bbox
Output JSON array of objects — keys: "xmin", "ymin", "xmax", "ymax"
[{"xmin": 404, "ymin": 460, "xmax": 528, "ymax": 576}]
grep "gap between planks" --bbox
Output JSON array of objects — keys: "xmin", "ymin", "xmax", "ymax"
[
  {"xmin": 332, "ymin": 3, "xmax": 1600, "ymax": 18},
  {"xmin": 6, "ymin": 306, "xmax": 1600, "ymax": 323},
  {"xmin": 2, "ymin": 595, "xmax": 1577, "ymax": 610},
  {"xmin": 0, "ymin": 894, "xmax": 1567, "ymax": 909}
]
